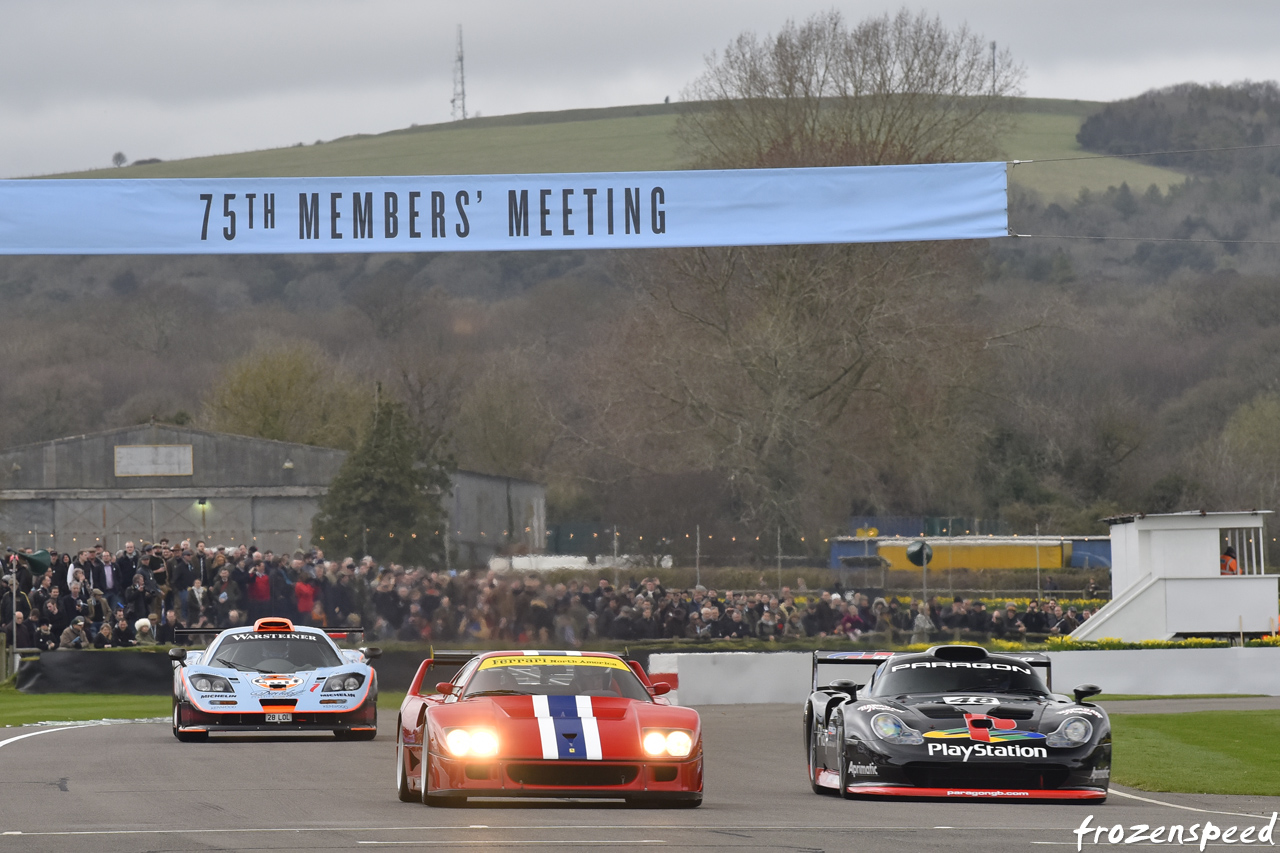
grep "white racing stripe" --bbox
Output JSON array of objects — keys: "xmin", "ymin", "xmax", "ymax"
[
  {"xmin": 575, "ymin": 696, "xmax": 603, "ymax": 761},
  {"xmin": 1109, "ymin": 788, "xmax": 1274, "ymax": 819},
  {"xmin": 358, "ymin": 842, "xmax": 665, "ymax": 846},
  {"xmin": 0, "ymin": 724, "xmax": 99, "ymax": 751},
  {"xmin": 531, "ymin": 695, "xmax": 558, "ymax": 759}
]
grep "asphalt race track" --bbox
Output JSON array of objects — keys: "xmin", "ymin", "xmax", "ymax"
[{"xmin": 1, "ymin": 703, "xmax": 1278, "ymax": 853}]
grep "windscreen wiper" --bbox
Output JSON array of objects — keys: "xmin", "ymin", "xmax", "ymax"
[{"xmin": 465, "ymin": 689, "xmax": 530, "ymax": 697}]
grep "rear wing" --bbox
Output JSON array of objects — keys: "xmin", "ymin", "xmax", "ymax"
[
  {"xmin": 811, "ymin": 650, "xmax": 1053, "ymax": 692},
  {"xmin": 407, "ymin": 650, "xmax": 480, "ymax": 696},
  {"xmin": 1003, "ymin": 652, "xmax": 1053, "ymax": 691},
  {"xmin": 811, "ymin": 651, "xmax": 896, "ymax": 691},
  {"xmin": 172, "ymin": 626, "xmax": 366, "ymax": 643}
]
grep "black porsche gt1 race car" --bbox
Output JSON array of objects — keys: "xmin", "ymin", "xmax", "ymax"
[{"xmin": 803, "ymin": 646, "xmax": 1110, "ymax": 801}]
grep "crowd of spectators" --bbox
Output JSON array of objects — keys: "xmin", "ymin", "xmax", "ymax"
[{"xmin": 1, "ymin": 540, "xmax": 1094, "ymax": 650}]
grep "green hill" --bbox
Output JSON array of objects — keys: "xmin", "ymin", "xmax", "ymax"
[{"xmin": 50, "ymin": 99, "xmax": 1185, "ymax": 200}]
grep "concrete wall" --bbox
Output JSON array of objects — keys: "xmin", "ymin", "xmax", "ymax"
[
  {"xmin": 450, "ymin": 471, "xmax": 546, "ymax": 566},
  {"xmin": 648, "ymin": 648, "xmax": 1280, "ymax": 706},
  {"xmin": 1073, "ymin": 575, "xmax": 1280, "ymax": 642},
  {"xmin": 1049, "ymin": 648, "xmax": 1280, "ymax": 696}
]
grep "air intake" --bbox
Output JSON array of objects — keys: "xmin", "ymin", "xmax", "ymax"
[{"xmin": 927, "ymin": 645, "xmax": 989, "ymax": 662}]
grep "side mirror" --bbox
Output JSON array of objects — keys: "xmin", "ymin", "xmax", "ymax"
[
  {"xmin": 168, "ymin": 647, "xmax": 187, "ymax": 664},
  {"xmin": 436, "ymin": 682, "xmax": 455, "ymax": 695},
  {"xmin": 1073, "ymin": 683, "xmax": 1102, "ymax": 704},
  {"xmin": 649, "ymin": 682, "xmax": 672, "ymax": 696},
  {"xmin": 360, "ymin": 646, "xmax": 382, "ymax": 661},
  {"xmin": 830, "ymin": 679, "xmax": 860, "ymax": 697}
]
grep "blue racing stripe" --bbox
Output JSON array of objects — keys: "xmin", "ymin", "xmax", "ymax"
[
  {"xmin": 553, "ymin": 717, "xmax": 587, "ymax": 758},
  {"xmin": 545, "ymin": 695, "xmax": 580, "ymax": 719}
]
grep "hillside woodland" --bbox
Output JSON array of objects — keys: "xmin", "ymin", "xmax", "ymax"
[{"xmin": 3, "ymin": 19, "xmax": 1280, "ymax": 562}]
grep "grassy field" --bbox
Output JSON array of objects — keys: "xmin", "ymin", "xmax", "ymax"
[
  {"xmin": 47, "ymin": 98, "xmax": 1184, "ymax": 201},
  {"xmin": 1110, "ymin": 710, "xmax": 1280, "ymax": 796},
  {"xmin": 0, "ymin": 691, "xmax": 169, "ymax": 728},
  {"xmin": 1002, "ymin": 109, "xmax": 1185, "ymax": 201}
]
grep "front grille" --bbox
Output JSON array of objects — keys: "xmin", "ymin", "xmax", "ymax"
[
  {"xmin": 507, "ymin": 763, "xmax": 640, "ymax": 787},
  {"xmin": 902, "ymin": 762, "xmax": 1069, "ymax": 789},
  {"xmin": 916, "ymin": 706, "xmax": 1035, "ymax": 720}
]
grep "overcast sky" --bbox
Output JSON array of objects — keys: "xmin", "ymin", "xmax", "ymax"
[{"xmin": 5, "ymin": 0, "xmax": 1280, "ymax": 179}]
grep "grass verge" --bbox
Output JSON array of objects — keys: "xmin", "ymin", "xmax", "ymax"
[
  {"xmin": 1111, "ymin": 711, "xmax": 1280, "ymax": 796},
  {"xmin": 0, "ymin": 690, "xmax": 169, "ymax": 728}
]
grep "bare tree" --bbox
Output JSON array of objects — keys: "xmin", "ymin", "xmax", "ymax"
[
  {"xmin": 677, "ymin": 9, "xmax": 1023, "ymax": 168},
  {"xmin": 112, "ymin": 151, "xmax": 126, "ymax": 168},
  {"xmin": 607, "ymin": 9, "xmax": 1024, "ymax": 534}
]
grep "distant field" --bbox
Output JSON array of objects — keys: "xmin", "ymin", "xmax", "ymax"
[
  {"xmin": 50, "ymin": 99, "xmax": 1185, "ymax": 200},
  {"xmin": 1002, "ymin": 107, "xmax": 1186, "ymax": 202}
]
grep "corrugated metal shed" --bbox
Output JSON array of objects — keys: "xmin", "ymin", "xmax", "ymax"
[{"xmin": 0, "ymin": 425, "xmax": 544, "ymax": 563}]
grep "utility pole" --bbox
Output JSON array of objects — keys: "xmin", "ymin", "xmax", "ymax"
[
  {"xmin": 776, "ymin": 526, "xmax": 782, "ymax": 592},
  {"xmin": 990, "ymin": 41, "xmax": 997, "ymax": 96},
  {"xmin": 451, "ymin": 25, "xmax": 467, "ymax": 121},
  {"xmin": 695, "ymin": 524, "xmax": 701, "ymax": 588},
  {"xmin": 1035, "ymin": 522, "xmax": 1042, "ymax": 599}
]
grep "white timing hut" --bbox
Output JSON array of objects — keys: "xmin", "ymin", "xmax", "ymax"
[{"xmin": 1072, "ymin": 510, "xmax": 1278, "ymax": 642}]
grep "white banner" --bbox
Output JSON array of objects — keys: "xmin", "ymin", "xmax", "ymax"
[{"xmin": 0, "ymin": 163, "xmax": 1006, "ymax": 255}]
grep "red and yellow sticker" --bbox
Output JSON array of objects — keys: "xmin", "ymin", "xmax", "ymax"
[{"xmin": 479, "ymin": 655, "xmax": 629, "ymax": 671}]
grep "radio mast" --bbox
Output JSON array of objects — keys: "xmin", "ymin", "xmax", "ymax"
[{"xmin": 451, "ymin": 26, "xmax": 467, "ymax": 121}]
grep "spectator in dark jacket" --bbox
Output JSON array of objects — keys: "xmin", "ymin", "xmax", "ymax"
[
  {"xmin": 7, "ymin": 610, "xmax": 35, "ymax": 648},
  {"xmin": 124, "ymin": 574, "xmax": 158, "ymax": 624},
  {"xmin": 33, "ymin": 621, "xmax": 58, "ymax": 651}
]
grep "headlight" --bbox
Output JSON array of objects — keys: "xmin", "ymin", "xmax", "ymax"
[
  {"xmin": 870, "ymin": 713, "xmax": 925, "ymax": 745},
  {"xmin": 191, "ymin": 675, "xmax": 232, "ymax": 693},
  {"xmin": 323, "ymin": 673, "xmax": 365, "ymax": 692},
  {"xmin": 664, "ymin": 730, "xmax": 693, "ymax": 758},
  {"xmin": 1046, "ymin": 717, "xmax": 1094, "ymax": 747},
  {"xmin": 642, "ymin": 728, "xmax": 696, "ymax": 757},
  {"xmin": 443, "ymin": 728, "xmax": 499, "ymax": 758}
]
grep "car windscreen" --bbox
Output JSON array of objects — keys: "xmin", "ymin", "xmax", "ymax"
[
  {"xmin": 869, "ymin": 660, "xmax": 1048, "ymax": 697},
  {"xmin": 461, "ymin": 655, "xmax": 651, "ymax": 701},
  {"xmin": 208, "ymin": 632, "xmax": 343, "ymax": 672}
]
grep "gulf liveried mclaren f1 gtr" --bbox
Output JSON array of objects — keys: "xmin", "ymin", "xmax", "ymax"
[
  {"xmin": 804, "ymin": 645, "xmax": 1110, "ymax": 801},
  {"xmin": 170, "ymin": 618, "xmax": 381, "ymax": 741},
  {"xmin": 395, "ymin": 650, "xmax": 703, "ymax": 806}
]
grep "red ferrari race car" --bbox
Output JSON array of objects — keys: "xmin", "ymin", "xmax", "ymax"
[{"xmin": 395, "ymin": 650, "xmax": 702, "ymax": 806}]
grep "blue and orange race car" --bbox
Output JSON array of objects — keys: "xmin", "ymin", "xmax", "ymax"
[
  {"xmin": 395, "ymin": 650, "xmax": 702, "ymax": 806},
  {"xmin": 170, "ymin": 617, "xmax": 381, "ymax": 741}
]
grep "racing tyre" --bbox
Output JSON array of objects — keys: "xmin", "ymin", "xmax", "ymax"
[
  {"xmin": 172, "ymin": 702, "xmax": 207, "ymax": 743},
  {"xmin": 807, "ymin": 720, "xmax": 825, "ymax": 795},
  {"xmin": 396, "ymin": 721, "xmax": 415, "ymax": 802},
  {"xmin": 420, "ymin": 735, "xmax": 463, "ymax": 807},
  {"xmin": 835, "ymin": 716, "xmax": 855, "ymax": 800}
]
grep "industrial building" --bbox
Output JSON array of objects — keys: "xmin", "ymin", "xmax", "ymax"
[{"xmin": 0, "ymin": 424, "xmax": 544, "ymax": 565}]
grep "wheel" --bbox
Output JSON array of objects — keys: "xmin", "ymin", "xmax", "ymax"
[
  {"xmin": 172, "ymin": 702, "xmax": 207, "ymax": 743},
  {"xmin": 835, "ymin": 716, "xmax": 855, "ymax": 800},
  {"xmin": 807, "ymin": 721, "xmax": 825, "ymax": 794},
  {"xmin": 396, "ymin": 721, "xmax": 415, "ymax": 802},
  {"xmin": 420, "ymin": 732, "xmax": 461, "ymax": 806}
]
